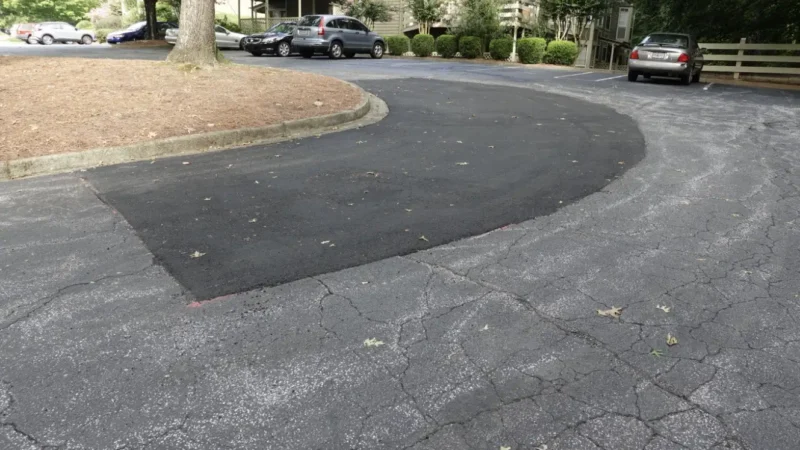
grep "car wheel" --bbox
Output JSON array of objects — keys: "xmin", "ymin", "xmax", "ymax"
[
  {"xmin": 679, "ymin": 74, "xmax": 691, "ymax": 85},
  {"xmin": 26, "ymin": 36, "xmax": 34, "ymax": 44},
  {"xmin": 41, "ymin": 35, "xmax": 54, "ymax": 45},
  {"xmin": 277, "ymin": 41, "xmax": 291, "ymax": 57},
  {"xmin": 370, "ymin": 42, "xmax": 384, "ymax": 59},
  {"xmin": 81, "ymin": 35, "xmax": 93, "ymax": 45},
  {"xmin": 239, "ymin": 39, "xmax": 245, "ymax": 50},
  {"xmin": 328, "ymin": 41, "xmax": 343, "ymax": 59},
  {"xmin": 301, "ymin": 50, "xmax": 313, "ymax": 58},
  {"xmin": 344, "ymin": 52, "xmax": 355, "ymax": 59},
  {"xmin": 250, "ymin": 51, "xmax": 263, "ymax": 57},
  {"xmin": 627, "ymin": 70, "xmax": 639, "ymax": 82},
  {"xmin": 692, "ymin": 70, "xmax": 701, "ymax": 83},
  {"xmin": 643, "ymin": 74, "xmax": 651, "ymax": 79}
]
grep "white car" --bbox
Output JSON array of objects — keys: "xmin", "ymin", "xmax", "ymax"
[
  {"xmin": 165, "ymin": 25, "xmax": 247, "ymax": 49},
  {"xmin": 31, "ymin": 22, "xmax": 95, "ymax": 45}
]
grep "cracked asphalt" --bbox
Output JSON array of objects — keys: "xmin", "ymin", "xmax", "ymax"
[{"xmin": 2, "ymin": 47, "xmax": 800, "ymax": 449}]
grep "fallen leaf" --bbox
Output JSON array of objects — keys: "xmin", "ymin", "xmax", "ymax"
[
  {"xmin": 731, "ymin": 213, "xmax": 741, "ymax": 217},
  {"xmin": 189, "ymin": 251, "xmax": 205, "ymax": 259},
  {"xmin": 321, "ymin": 240, "xmax": 331, "ymax": 244},
  {"xmin": 361, "ymin": 281, "xmax": 369, "ymax": 285},
  {"xmin": 500, "ymin": 447, "xmax": 512, "ymax": 450},
  {"xmin": 597, "ymin": 306, "xmax": 622, "ymax": 318},
  {"xmin": 314, "ymin": 100, "xmax": 324, "ymax": 107},
  {"xmin": 249, "ymin": 218, "xmax": 257, "ymax": 223},
  {"xmin": 363, "ymin": 338, "xmax": 385, "ymax": 347},
  {"xmin": 618, "ymin": 161, "xmax": 625, "ymax": 165},
  {"xmin": 255, "ymin": 181, "xmax": 259, "ymax": 184},
  {"xmin": 456, "ymin": 140, "xmax": 463, "ymax": 144},
  {"xmin": 405, "ymin": 208, "xmax": 413, "ymax": 212},
  {"xmin": 488, "ymin": 145, "xmax": 495, "ymax": 149},
  {"xmin": 456, "ymin": 162, "xmax": 469, "ymax": 166},
  {"xmin": 148, "ymin": 131, "xmax": 157, "ymax": 138},
  {"xmin": 419, "ymin": 235, "xmax": 429, "ymax": 242},
  {"xmin": 204, "ymin": 197, "xmax": 211, "ymax": 201},
  {"xmin": 347, "ymin": 203, "xmax": 355, "ymax": 206},
  {"xmin": 329, "ymin": 243, "xmax": 336, "ymax": 247},
  {"xmin": 666, "ymin": 334, "xmax": 678, "ymax": 346},
  {"xmin": 357, "ymin": 140, "xmax": 366, "ymax": 144},
  {"xmin": 481, "ymin": 324, "xmax": 489, "ymax": 331},
  {"xmin": 30, "ymin": 124, "xmax": 39, "ymax": 131},
  {"xmin": 656, "ymin": 305, "xmax": 671, "ymax": 313},
  {"xmin": 182, "ymin": 161, "xmax": 191, "ymax": 165},
  {"xmin": 207, "ymin": 123, "xmax": 215, "ymax": 127},
  {"xmin": 650, "ymin": 349, "xmax": 664, "ymax": 357}
]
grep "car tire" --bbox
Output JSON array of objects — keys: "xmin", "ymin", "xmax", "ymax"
[
  {"xmin": 239, "ymin": 39, "xmax": 245, "ymax": 50},
  {"xmin": 643, "ymin": 74, "xmax": 651, "ymax": 79},
  {"xmin": 277, "ymin": 41, "xmax": 291, "ymax": 57},
  {"xmin": 81, "ymin": 35, "xmax": 93, "ymax": 45},
  {"xmin": 301, "ymin": 50, "xmax": 313, "ymax": 58},
  {"xmin": 344, "ymin": 52, "xmax": 355, "ymax": 58},
  {"xmin": 692, "ymin": 70, "xmax": 701, "ymax": 83},
  {"xmin": 370, "ymin": 42, "xmax": 384, "ymax": 59},
  {"xmin": 680, "ymin": 74, "xmax": 691, "ymax": 85},
  {"xmin": 250, "ymin": 51, "xmax": 263, "ymax": 57},
  {"xmin": 328, "ymin": 41, "xmax": 343, "ymax": 59},
  {"xmin": 41, "ymin": 35, "xmax": 54, "ymax": 45},
  {"xmin": 627, "ymin": 70, "xmax": 639, "ymax": 82},
  {"xmin": 26, "ymin": 36, "xmax": 34, "ymax": 44}
]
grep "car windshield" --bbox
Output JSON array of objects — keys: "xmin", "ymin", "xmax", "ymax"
[
  {"xmin": 640, "ymin": 34, "xmax": 688, "ymax": 48},
  {"xmin": 297, "ymin": 16, "xmax": 321, "ymax": 27},
  {"xmin": 126, "ymin": 22, "xmax": 146, "ymax": 31},
  {"xmin": 269, "ymin": 23, "xmax": 295, "ymax": 33}
]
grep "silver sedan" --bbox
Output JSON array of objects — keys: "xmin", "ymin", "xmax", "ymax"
[
  {"xmin": 628, "ymin": 33, "xmax": 705, "ymax": 85},
  {"xmin": 165, "ymin": 25, "xmax": 247, "ymax": 49}
]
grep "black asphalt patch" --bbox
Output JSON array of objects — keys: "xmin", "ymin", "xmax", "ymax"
[{"xmin": 85, "ymin": 79, "xmax": 645, "ymax": 300}]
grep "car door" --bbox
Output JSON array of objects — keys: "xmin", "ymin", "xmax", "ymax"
[
  {"xmin": 691, "ymin": 36, "xmax": 704, "ymax": 72},
  {"xmin": 346, "ymin": 19, "xmax": 371, "ymax": 50},
  {"xmin": 64, "ymin": 23, "xmax": 81, "ymax": 41},
  {"xmin": 214, "ymin": 25, "xmax": 234, "ymax": 48}
]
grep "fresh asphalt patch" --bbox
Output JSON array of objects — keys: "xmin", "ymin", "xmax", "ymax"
[{"xmin": 85, "ymin": 78, "xmax": 645, "ymax": 300}]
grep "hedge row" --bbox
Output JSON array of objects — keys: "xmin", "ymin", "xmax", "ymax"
[
  {"xmin": 386, "ymin": 35, "xmax": 410, "ymax": 55},
  {"xmin": 411, "ymin": 34, "xmax": 434, "ymax": 57},
  {"xmin": 543, "ymin": 40, "xmax": 578, "ymax": 65},
  {"xmin": 396, "ymin": 34, "xmax": 579, "ymax": 66},
  {"xmin": 517, "ymin": 37, "xmax": 546, "ymax": 64}
]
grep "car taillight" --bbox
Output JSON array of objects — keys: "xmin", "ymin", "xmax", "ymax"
[
  {"xmin": 318, "ymin": 24, "xmax": 324, "ymax": 36},
  {"xmin": 677, "ymin": 53, "xmax": 689, "ymax": 63},
  {"xmin": 630, "ymin": 49, "xmax": 639, "ymax": 60}
]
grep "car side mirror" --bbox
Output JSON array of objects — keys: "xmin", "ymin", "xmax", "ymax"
[{"xmin": 75, "ymin": 27, "xmax": 79, "ymax": 31}]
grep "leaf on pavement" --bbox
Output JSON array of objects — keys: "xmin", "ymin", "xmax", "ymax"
[
  {"xmin": 189, "ymin": 251, "xmax": 205, "ymax": 259},
  {"xmin": 456, "ymin": 140, "xmax": 463, "ymax": 144},
  {"xmin": 314, "ymin": 100, "xmax": 324, "ymax": 107},
  {"xmin": 500, "ymin": 447, "xmax": 512, "ymax": 450},
  {"xmin": 481, "ymin": 324, "xmax": 489, "ymax": 331},
  {"xmin": 321, "ymin": 240, "xmax": 331, "ymax": 244},
  {"xmin": 419, "ymin": 235, "xmax": 429, "ymax": 242},
  {"xmin": 204, "ymin": 197, "xmax": 211, "ymax": 201},
  {"xmin": 249, "ymin": 218, "xmax": 257, "ymax": 223},
  {"xmin": 597, "ymin": 306, "xmax": 622, "ymax": 318},
  {"xmin": 666, "ymin": 334, "xmax": 678, "ymax": 346},
  {"xmin": 456, "ymin": 162, "xmax": 469, "ymax": 166},
  {"xmin": 182, "ymin": 161, "xmax": 190, "ymax": 165},
  {"xmin": 656, "ymin": 305, "xmax": 671, "ymax": 313},
  {"xmin": 650, "ymin": 349, "xmax": 664, "ymax": 357},
  {"xmin": 148, "ymin": 131, "xmax": 157, "ymax": 138},
  {"xmin": 363, "ymin": 338, "xmax": 385, "ymax": 348},
  {"xmin": 405, "ymin": 208, "xmax": 413, "ymax": 212}
]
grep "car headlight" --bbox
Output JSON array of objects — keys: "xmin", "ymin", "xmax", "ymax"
[{"xmin": 265, "ymin": 37, "xmax": 278, "ymax": 43}]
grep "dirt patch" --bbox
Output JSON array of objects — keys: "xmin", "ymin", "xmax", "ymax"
[{"xmin": 0, "ymin": 56, "xmax": 362, "ymax": 160}]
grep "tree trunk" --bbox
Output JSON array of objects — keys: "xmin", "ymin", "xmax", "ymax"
[
  {"xmin": 166, "ymin": 0, "xmax": 221, "ymax": 67},
  {"xmin": 144, "ymin": 0, "xmax": 158, "ymax": 40}
]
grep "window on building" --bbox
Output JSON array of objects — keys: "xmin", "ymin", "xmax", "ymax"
[{"xmin": 617, "ymin": 7, "xmax": 631, "ymax": 41}]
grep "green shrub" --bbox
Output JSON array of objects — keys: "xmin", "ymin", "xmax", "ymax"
[
  {"xmin": 517, "ymin": 37, "xmax": 546, "ymax": 64},
  {"xmin": 543, "ymin": 40, "xmax": 578, "ymax": 65},
  {"xmin": 386, "ymin": 35, "xmax": 410, "ymax": 55},
  {"xmin": 411, "ymin": 33, "xmax": 434, "ymax": 57},
  {"xmin": 94, "ymin": 16, "xmax": 122, "ymax": 30},
  {"xmin": 215, "ymin": 16, "xmax": 241, "ymax": 33},
  {"xmin": 76, "ymin": 20, "xmax": 93, "ymax": 30},
  {"xmin": 488, "ymin": 37, "xmax": 512, "ymax": 60},
  {"xmin": 458, "ymin": 36, "xmax": 481, "ymax": 59},
  {"xmin": 436, "ymin": 34, "xmax": 458, "ymax": 58},
  {"xmin": 95, "ymin": 29, "xmax": 112, "ymax": 43}
]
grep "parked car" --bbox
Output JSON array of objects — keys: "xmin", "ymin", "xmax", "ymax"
[
  {"xmin": 628, "ymin": 32, "xmax": 704, "ymax": 85},
  {"xmin": 106, "ymin": 21, "xmax": 177, "ymax": 44},
  {"xmin": 10, "ymin": 23, "xmax": 37, "ymax": 44},
  {"xmin": 243, "ymin": 22, "xmax": 296, "ymax": 56},
  {"xmin": 164, "ymin": 25, "xmax": 247, "ymax": 49},
  {"xmin": 30, "ymin": 22, "xmax": 95, "ymax": 45},
  {"xmin": 292, "ymin": 15, "xmax": 385, "ymax": 59}
]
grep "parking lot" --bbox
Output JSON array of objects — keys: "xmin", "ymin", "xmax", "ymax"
[{"xmin": 2, "ymin": 43, "xmax": 800, "ymax": 449}]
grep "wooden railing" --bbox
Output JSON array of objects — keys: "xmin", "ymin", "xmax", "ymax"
[
  {"xmin": 698, "ymin": 38, "xmax": 800, "ymax": 79},
  {"xmin": 239, "ymin": 17, "xmax": 299, "ymax": 35}
]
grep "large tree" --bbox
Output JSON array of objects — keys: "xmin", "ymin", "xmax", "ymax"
[
  {"xmin": 450, "ymin": 0, "xmax": 501, "ymax": 50},
  {"xmin": 0, "ymin": 0, "xmax": 100, "ymax": 25},
  {"xmin": 334, "ymin": 0, "xmax": 393, "ymax": 30},
  {"xmin": 143, "ymin": 0, "xmax": 157, "ymax": 39},
  {"xmin": 166, "ymin": 0, "xmax": 221, "ymax": 66},
  {"xmin": 407, "ymin": 0, "xmax": 442, "ymax": 35},
  {"xmin": 540, "ymin": 0, "xmax": 613, "ymax": 47}
]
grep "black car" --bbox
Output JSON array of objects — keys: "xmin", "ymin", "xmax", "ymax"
[{"xmin": 243, "ymin": 22, "xmax": 296, "ymax": 57}]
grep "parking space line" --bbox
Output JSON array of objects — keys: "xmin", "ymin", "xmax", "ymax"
[
  {"xmin": 595, "ymin": 75, "xmax": 626, "ymax": 82},
  {"xmin": 553, "ymin": 71, "xmax": 594, "ymax": 79}
]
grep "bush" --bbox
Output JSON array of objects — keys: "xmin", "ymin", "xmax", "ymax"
[
  {"xmin": 544, "ymin": 40, "xmax": 579, "ymax": 65},
  {"xmin": 517, "ymin": 37, "xmax": 546, "ymax": 64},
  {"xmin": 76, "ymin": 20, "xmax": 93, "ymax": 30},
  {"xmin": 411, "ymin": 33, "xmax": 434, "ymax": 57},
  {"xmin": 215, "ymin": 16, "xmax": 241, "ymax": 33},
  {"xmin": 436, "ymin": 35, "xmax": 457, "ymax": 58},
  {"xmin": 458, "ymin": 36, "xmax": 481, "ymax": 59},
  {"xmin": 488, "ymin": 37, "xmax": 512, "ymax": 60},
  {"xmin": 95, "ymin": 29, "xmax": 112, "ymax": 43},
  {"xmin": 94, "ymin": 16, "xmax": 122, "ymax": 30},
  {"xmin": 386, "ymin": 35, "xmax": 410, "ymax": 55}
]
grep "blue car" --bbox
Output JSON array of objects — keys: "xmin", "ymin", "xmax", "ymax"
[{"xmin": 106, "ymin": 21, "xmax": 177, "ymax": 44}]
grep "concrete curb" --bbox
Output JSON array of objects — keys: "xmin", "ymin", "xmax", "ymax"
[{"xmin": 0, "ymin": 85, "xmax": 376, "ymax": 181}]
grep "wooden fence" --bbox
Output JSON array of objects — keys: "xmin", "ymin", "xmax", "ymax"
[{"xmin": 698, "ymin": 38, "xmax": 800, "ymax": 79}]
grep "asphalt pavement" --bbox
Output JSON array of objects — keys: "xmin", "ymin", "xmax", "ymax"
[{"xmin": 2, "ymin": 45, "xmax": 800, "ymax": 449}]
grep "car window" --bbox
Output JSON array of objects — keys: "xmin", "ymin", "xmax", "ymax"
[
  {"xmin": 215, "ymin": 26, "xmax": 227, "ymax": 33},
  {"xmin": 297, "ymin": 16, "xmax": 321, "ymax": 27},
  {"xmin": 326, "ymin": 18, "xmax": 341, "ymax": 28},
  {"xmin": 270, "ymin": 23, "xmax": 294, "ymax": 33},
  {"xmin": 639, "ymin": 34, "xmax": 689, "ymax": 49},
  {"xmin": 349, "ymin": 19, "xmax": 369, "ymax": 32}
]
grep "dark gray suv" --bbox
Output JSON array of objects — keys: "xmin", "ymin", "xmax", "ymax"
[{"xmin": 292, "ymin": 15, "xmax": 385, "ymax": 59}]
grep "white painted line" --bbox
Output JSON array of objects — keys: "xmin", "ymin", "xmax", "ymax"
[
  {"xmin": 703, "ymin": 82, "xmax": 714, "ymax": 91},
  {"xmin": 553, "ymin": 71, "xmax": 594, "ymax": 79},
  {"xmin": 594, "ymin": 75, "xmax": 626, "ymax": 82}
]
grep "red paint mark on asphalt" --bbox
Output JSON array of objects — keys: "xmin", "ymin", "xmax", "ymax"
[{"xmin": 187, "ymin": 293, "xmax": 234, "ymax": 308}]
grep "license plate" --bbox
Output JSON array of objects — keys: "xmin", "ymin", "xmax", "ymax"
[
  {"xmin": 650, "ymin": 53, "xmax": 668, "ymax": 60},
  {"xmin": 297, "ymin": 30, "xmax": 309, "ymax": 36}
]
